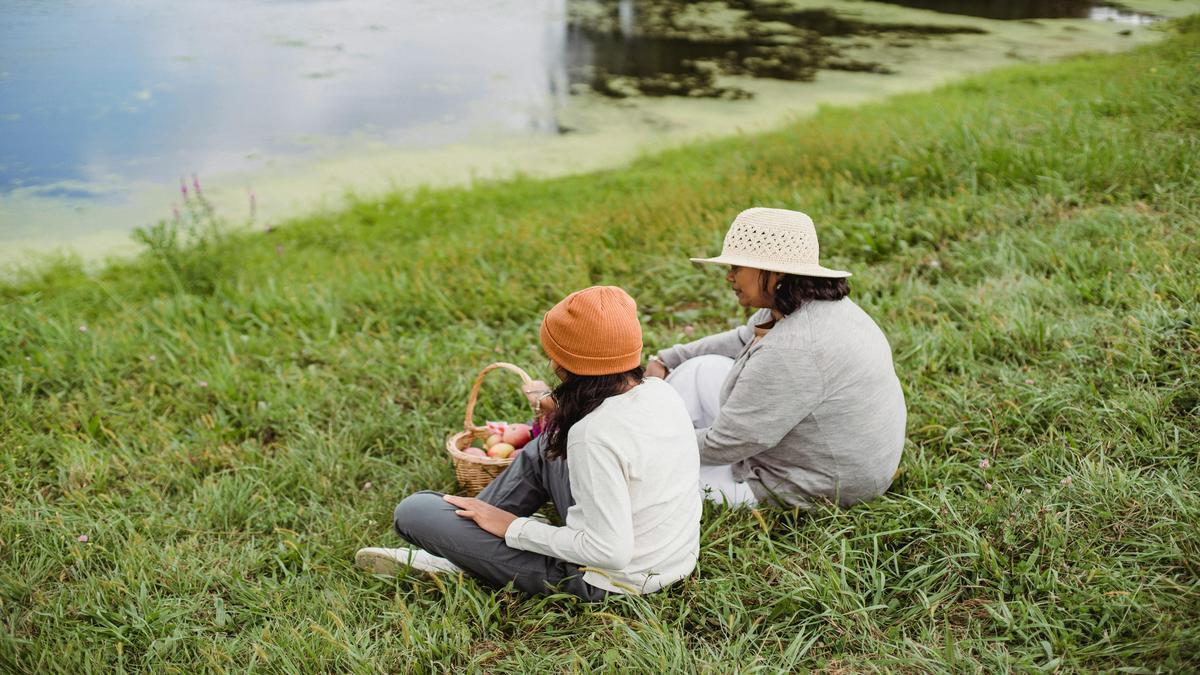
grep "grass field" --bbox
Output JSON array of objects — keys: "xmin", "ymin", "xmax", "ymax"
[{"xmin": 3, "ymin": 15, "xmax": 1199, "ymax": 673}]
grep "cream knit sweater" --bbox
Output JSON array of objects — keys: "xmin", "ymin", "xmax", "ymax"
[{"xmin": 504, "ymin": 378, "xmax": 701, "ymax": 594}]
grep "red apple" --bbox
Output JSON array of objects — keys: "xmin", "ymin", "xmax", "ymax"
[
  {"xmin": 486, "ymin": 442, "xmax": 515, "ymax": 459},
  {"xmin": 484, "ymin": 433, "xmax": 503, "ymax": 449},
  {"xmin": 464, "ymin": 447, "xmax": 486, "ymax": 458},
  {"xmin": 503, "ymin": 423, "xmax": 532, "ymax": 449}
]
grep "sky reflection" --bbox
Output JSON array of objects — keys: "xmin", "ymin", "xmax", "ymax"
[{"xmin": 0, "ymin": 0, "xmax": 565, "ymax": 194}]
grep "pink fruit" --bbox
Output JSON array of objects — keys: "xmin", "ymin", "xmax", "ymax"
[
  {"xmin": 487, "ymin": 442, "xmax": 515, "ymax": 459},
  {"xmin": 464, "ymin": 447, "xmax": 487, "ymax": 458},
  {"xmin": 503, "ymin": 423, "xmax": 532, "ymax": 449},
  {"xmin": 484, "ymin": 433, "xmax": 503, "ymax": 449}
]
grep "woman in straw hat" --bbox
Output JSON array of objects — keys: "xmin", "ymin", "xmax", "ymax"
[
  {"xmin": 357, "ymin": 286, "xmax": 701, "ymax": 599},
  {"xmin": 645, "ymin": 208, "xmax": 906, "ymax": 509}
]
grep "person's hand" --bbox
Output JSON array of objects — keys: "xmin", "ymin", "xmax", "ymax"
[
  {"xmin": 521, "ymin": 379, "xmax": 556, "ymax": 416},
  {"xmin": 443, "ymin": 494, "xmax": 519, "ymax": 538},
  {"xmin": 645, "ymin": 359, "xmax": 668, "ymax": 379}
]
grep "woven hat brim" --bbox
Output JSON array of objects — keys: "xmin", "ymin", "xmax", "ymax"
[{"xmin": 689, "ymin": 254, "xmax": 852, "ymax": 278}]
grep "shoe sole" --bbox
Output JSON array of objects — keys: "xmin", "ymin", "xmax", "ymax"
[{"xmin": 355, "ymin": 549, "xmax": 404, "ymax": 576}]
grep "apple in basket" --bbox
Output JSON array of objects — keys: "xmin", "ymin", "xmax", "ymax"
[
  {"xmin": 487, "ymin": 442, "xmax": 516, "ymax": 459},
  {"xmin": 503, "ymin": 423, "xmax": 532, "ymax": 449},
  {"xmin": 464, "ymin": 447, "xmax": 487, "ymax": 458},
  {"xmin": 484, "ymin": 433, "xmax": 503, "ymax": 449}
]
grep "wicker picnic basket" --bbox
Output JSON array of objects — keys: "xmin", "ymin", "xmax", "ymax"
[{"xmin": 445, "ymin": 361, "xmax": 533, "ymax": 496}]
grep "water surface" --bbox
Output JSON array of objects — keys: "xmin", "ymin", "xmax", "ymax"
[{"xmin": 0, "ymin": 0, "xmax": 1179, "ymax": 266}]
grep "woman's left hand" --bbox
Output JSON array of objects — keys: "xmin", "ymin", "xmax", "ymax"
[{"xmin": 443, "ymin": 494, "xmax": 518, "ymax": 538}]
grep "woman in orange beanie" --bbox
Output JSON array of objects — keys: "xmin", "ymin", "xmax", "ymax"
[{"xmin": 357, "ymin": 286, "xmax": 701, "ymax": 599}]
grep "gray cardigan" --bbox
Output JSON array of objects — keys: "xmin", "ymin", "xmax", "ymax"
[{"xmin": 656, "ymin": 298, "xmax": 906, "ymax": 508}]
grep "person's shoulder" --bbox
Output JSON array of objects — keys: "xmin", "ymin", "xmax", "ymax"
[
  {"xmin": 777, "ymin": 297, "xmax": 864, "ymax": 330},
  {"xmin": 585, "ymin": 380, "xmax": 689, "ymax": 433}
]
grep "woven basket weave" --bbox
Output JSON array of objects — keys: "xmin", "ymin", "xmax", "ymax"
[{"xmin": 445, "ymin": 361, "xmax": 533, "ymax": 496}]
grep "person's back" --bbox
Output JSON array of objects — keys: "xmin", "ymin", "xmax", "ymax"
[
  {"xmin": 567, "ymin": 377, "xmax": 700, "ymax": 592},
  {"xmin": 730, "ymin": 298, "xmax": 905, "ymax": 506}
]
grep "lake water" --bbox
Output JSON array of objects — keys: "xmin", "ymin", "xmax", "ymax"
[{"xmin": 0, "ymin": 0, "xmax": 1179, "ymax": 266}]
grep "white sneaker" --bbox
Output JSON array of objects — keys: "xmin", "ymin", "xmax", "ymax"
[{"xmin": 355, "ymin": 546, "xmax": 464, "ymax": 576}]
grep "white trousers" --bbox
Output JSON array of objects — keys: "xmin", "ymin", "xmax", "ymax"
[{"xmin": 663, "ymin": 354, "xmax": 758, "ymax": 507}]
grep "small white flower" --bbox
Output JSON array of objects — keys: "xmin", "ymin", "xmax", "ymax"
[
  {"xmin": 198, "ymin": 380, "xmax": 208, "ymax": 388},
  {"xmin": 148, "ymin": 355, "xmax": 157, "ymax": 362},
  {"xmin": 979, "ymin": 458, "xmax": 990, "ymax": 470},
  {"xmin": 79, "ymin": 325, "xmax": 88, "ymax": 332},
  {"xmin": 1060, "ymin": 476, "xmax": 1073, "ymax": 486}
]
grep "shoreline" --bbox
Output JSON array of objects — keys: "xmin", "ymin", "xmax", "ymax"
[{"xmin": 1, "ymin": 0, "xmax": 1189, "ymax": 274}]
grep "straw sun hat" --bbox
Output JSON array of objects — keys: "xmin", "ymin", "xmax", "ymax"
[{"xmin": 690, "ymin": 207, "xmax": 851, "ymax": 278}]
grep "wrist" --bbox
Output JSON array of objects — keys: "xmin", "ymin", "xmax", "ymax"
[{"xmin": 534, "ymin": 391, "xmax": 554, "ymax": 416}]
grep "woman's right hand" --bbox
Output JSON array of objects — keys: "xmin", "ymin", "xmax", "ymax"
[{"xmin": 645, "ymin": 359, "xmax": 668, "ymax": 380}]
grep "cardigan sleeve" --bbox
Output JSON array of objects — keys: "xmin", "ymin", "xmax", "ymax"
[
  {"xmin": 696, "ymin": 345, "xmax": 824, "ymax": 465},
  {"xmin": 656, "ymin": 309, "xmax": 772, "ymax": 369}
]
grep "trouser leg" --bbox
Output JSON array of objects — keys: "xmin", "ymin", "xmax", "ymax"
[
  {"xmin": 392, "ymin": 491, "xmax": 606, "ymax": 601},
  {"xmin": 665, "ymin": 354, "xmax": 734, "ymax": 428},
  {"xmin": 666, "ymin": 355, "xmax": 758, "ymax": 505},
  {"xmin": 698, "ymin": 464, "xmax": 758, "ymax": 507},
  {"xmin": 475, "ymin": 435, "xmax": 574, "ymax": 521}
]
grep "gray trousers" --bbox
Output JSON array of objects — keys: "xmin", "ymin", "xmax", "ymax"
[{"xmin": 393, "ymin": 436, "xmax": 610, "ymax": 601}]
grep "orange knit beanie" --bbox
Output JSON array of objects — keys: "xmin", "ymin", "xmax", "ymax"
[{"xmin": 539, "ymin": 286, "xmax": 643, "ymax": 376}]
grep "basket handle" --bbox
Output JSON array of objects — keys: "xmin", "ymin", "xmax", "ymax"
[{"xmin": 463, "ymin": 362, "xmax": 534, "ymax": 432}]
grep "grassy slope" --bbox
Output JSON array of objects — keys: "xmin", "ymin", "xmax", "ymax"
[{"xmin": 2, "ymin": 17, "xmax": 1198, "ymax": 674}]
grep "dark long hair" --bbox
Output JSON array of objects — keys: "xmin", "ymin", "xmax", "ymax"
[
  {"xmin": 761, "ymin": 272, "xmax": 850, "ymax": 316},
  {"xmin": 542, "ymin": 366, "xmax": 645, "ymax": 460}
]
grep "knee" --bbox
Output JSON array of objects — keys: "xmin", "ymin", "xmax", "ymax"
[
  {"xmin": 393, "ymin": 490, "xmax": 450, "ymax": 538},
  {"xmin": 691, "ymin": 353, "xmax": 735, "ymax": 377}
]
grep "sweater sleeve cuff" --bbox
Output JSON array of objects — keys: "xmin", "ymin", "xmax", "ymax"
[
  {"xmin": 695, "ymin": 428, "xmax": 720, "ymax": 465},
  {"xmin": 504, "ymin": 516, "xmax": 561, "ymax": 555},
  {"xmin": 656, "ymin": 348, "xmax": 683, "ymax": 370},
  {"xmin": 504, "ymin": 517, "xmax": 531, "ymax": 548}
]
